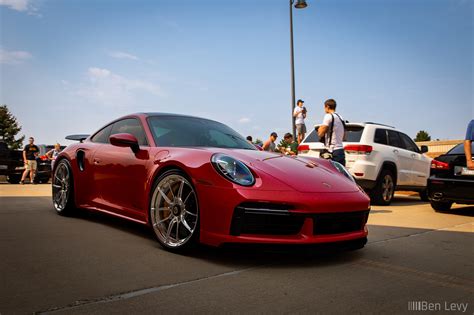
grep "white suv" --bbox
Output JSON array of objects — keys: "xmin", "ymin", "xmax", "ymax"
[{"xmin": 298, "ymin": 122, "xmax": 432, "ymax": 205}]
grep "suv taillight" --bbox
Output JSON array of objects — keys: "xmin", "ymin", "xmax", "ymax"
[
  {"xmin": 344, "ymin": 145, "xmax": 373, "ymax": 155},
  {"xmin": 431, "ymin": 160, "xmax": 450, "ymax": 170}
]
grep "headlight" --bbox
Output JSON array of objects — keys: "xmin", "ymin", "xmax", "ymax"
[
  {"xmin": 211, "ymin": 154, "xmax": 255, "ymax": 186},
  {"xmin": 15, "ymin": 166, "xmax": 25, "ymax": 170},
  {"xmin": 330, "ymin": 160, "xmax": 355, "ymax": 183}
]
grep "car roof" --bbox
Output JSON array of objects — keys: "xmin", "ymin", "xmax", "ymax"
[{"xmin": 312, "ymin": 122, "xmax": 397, "ymax": 130}]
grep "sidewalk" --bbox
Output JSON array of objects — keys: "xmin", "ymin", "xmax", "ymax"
[{"xmin": 0, "ymin": 184, "xmax": 52, "ymax": 197}]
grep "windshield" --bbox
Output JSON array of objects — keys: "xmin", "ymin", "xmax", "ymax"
[
  {"xmin": 447, "ymin": 143, "xmax": 473, "ymax": 155},
  {"xmin": 147, "ymin": 116, "xmax": 256, "ymax": 150}
]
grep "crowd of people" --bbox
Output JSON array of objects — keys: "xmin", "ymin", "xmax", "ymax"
[{"xmin": 250, "ymin": 98, "xmax": 348, "ymax": 166}]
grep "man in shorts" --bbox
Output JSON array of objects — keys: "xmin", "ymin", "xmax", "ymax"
[
  {"xmin": 465, "ymin": 120, "xmax": 474, "ymax": 170},
  {"xmin": 293, "ymin": 99, "xmax": 307, "ymax": 144},
  {"xmin": 21, "ymin": 137, "xmax": 39, "ymax": 184}
]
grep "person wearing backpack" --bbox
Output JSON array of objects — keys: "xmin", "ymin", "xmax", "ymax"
[{"xmin": 317, "ymin": 99, "xmax": 346, "ymax": 166}]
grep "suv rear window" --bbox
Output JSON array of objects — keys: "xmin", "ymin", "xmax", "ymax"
[
  {"xmin": 345, "ymin": 126, "xmax": 364, "ymax": 142},
  {"xmin": 448, "ymin": 143, "xmax": 473, "ymax": 155}
]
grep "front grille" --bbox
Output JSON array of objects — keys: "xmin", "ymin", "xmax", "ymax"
[
  {"xmin": 313, "ymin": 211, "xmax": 369, "ymax": 235},
  {"xmin": 230, "ymin": 203, "xmax": 369, "ymax": 237},
  {"xmin": 230, "ymin": 203, "xmax": 303, "ymax": 236}
]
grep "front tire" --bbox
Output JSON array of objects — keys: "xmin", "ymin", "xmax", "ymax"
[
  {"xmin": 150, "ymin": 169, "xmax": 199, "ymax": 251},
  {"xmin": 52, "ymin": 159, "xmax": 76, "ymax": 216},
  {"xmin": 371, "ymin": 169, "xmax": 395, "ymax": 206},
  {"xmin": 430, "ymin": 200, "xmax": 453, "ymax": 212},
  {"xmin": 7, "ymin": 175, "xmax": 21, "ymax": 184}
]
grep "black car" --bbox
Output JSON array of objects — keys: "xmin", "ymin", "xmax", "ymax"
[
  {"xmin": 427, "ymin": 142, "xmax": 474, "ymax": 211},
  {"xmin": 34, "ymin": 145, "xmax": 66, "ymax": 184},
  {"xmin": 0, "ymin": 141, "xmax": 23, "ymax": 183}
]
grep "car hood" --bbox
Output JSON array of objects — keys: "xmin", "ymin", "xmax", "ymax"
[{"xmin": 202, "ymin": 148, "xmax": 359, "ymax": 193}]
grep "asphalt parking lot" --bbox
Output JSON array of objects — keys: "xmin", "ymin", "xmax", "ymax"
[{"xmin": 0, "ymin": 184, "xmax": 472, "ymax": 314}]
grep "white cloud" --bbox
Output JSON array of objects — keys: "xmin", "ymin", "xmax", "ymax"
[
  {"xmin": 74, "ymin": 67, "xmax": 163, "ymax": 106},
  {"xmin": 0, "ymin": 48, "xmax": 32, "ymax": 64},
  {"xmin": 0, "ymin": 0, "xmax": 39, "ymax": 15},
  {"xmin": 238, "ymin": 117, "xmax": 251, "ymax": 124},
  {"xmin": 108, "ymin": 51, "xmax": 139, "ymax": 61}
]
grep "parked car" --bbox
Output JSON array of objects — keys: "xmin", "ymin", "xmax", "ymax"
[
  {"xmin": 298, "ymin": 122, "xmax": 432, "ymax": 205},
  {"xmin": 427, "ymin": 142, "xmax": 474, "ymax": 211},
  {"xmin": 0, "ymin": 141, "xmax": 24, "ymax": 184},
  {"xmin": 34, "ymin": 144, "xmax": 66, "ymax": 183},
  {"xmin": 53, "ymin": 113, "xmax": 370, "ymax": 252}
]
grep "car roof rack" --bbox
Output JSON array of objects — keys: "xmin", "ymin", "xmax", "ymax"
[{"xmin": 364, "ymin": 122, "xmax": 396, "ymax": 128}]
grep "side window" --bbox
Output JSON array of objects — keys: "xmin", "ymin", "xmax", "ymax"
[
  {"xmin": 90, "ymin": 124, "xmax": 113, "ymax": 144},
  {"xmin": 110, "ymin": 118, "xmax": 148, "ymax": 146},
  {"xmin": 387, "ymin": 130, "xmax": 403, "ymax": 148},
  {"xmin": 302, "ymin": 128, "xmax": 319, "ymax": 143},
  {"xmin": 374, "ymin": 129, "xmax": 388, "ymax": 145},
  {"xmin": 399, "ymin": 133, "xmax": 420, "ymax": 153}
]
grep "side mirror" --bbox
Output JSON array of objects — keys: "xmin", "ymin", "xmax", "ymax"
[
  {"xmin": 110, "ymin": 133, "xmax": 140, "ymax": 153},
  {"xmin": 420, "ymin": 145, "xmax": 428, "ymax": 153}
]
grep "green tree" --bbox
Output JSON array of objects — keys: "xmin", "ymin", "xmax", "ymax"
[
  {"xmin": 0, "ymin": 105, "xmax": 25, "ymax": 149},
  {"xmin": 414, "ymin": 130, "xmax": 431, "ymax": 142}
]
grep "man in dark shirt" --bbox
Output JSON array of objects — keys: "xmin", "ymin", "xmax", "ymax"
[{"xmin": 21, "ymin": 137, "xmax": 39, "ymax": 184}]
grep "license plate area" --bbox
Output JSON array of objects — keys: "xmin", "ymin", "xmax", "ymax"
[{"xmin": 454, "ymin": 166, "xmax": 474, "ymax": 176}]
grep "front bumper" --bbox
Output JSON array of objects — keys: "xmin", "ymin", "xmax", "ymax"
[
  {"xmin": 428, "ymin": 176, "xmax": 474, "ymax": 204},
  {"xmin": 196, "ymin": 184, "xmax": 370, "ymax": 247}
]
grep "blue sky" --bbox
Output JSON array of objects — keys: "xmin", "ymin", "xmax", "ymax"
[{"xmin": 0, "ymin": 0, "xmax": 472, "ymax": 146}]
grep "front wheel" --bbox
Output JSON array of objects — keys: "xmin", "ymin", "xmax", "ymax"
[
  {"xmin": 150, "ymin": 170, "xmax": 199, "ymax": 251},
  {"xmin": 52, "ymin": 160, "xmax": 76, "ymax": 216},
  {"xmin": 370, "ymin": 170, "xmax": 395, "ymax": 206}
]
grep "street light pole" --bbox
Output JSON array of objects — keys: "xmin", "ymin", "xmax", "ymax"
[
  {"xmin": 289, "ymin": 0, "xmax": 296, "ymax": 139},
  {"xmin": 289, "ymin": 0, "xmax": 307, "ymax": 139}
]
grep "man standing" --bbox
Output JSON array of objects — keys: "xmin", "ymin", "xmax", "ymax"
[
  {"xmin": 279, "ymin": 133, "xmax": 298, "ymax": 156},
  {"xmin": 262, "ymin": 132, "xmax": 278, "ymax": 152},
  {"xmin": 21, "ymin": 137, "xmax": 39, "ymax": 184},
  {"xmin": 465, "ymin": 119, "xmax": 474, "ymax": 170},
  {"xmin": 317, "ymin": 99, "xmax": 346, "ymax": 166},
  {"xmin": 246, "ymin": 136, "xmax": 253, "ymax": 144},
  {"xmin": 293, "ymin": 99, "xmax": 307, "ymax": 144}
]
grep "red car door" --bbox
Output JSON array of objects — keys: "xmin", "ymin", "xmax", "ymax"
[{"xmin": 92, "ymin": 118, "xmax": 151, "ymax": 221}]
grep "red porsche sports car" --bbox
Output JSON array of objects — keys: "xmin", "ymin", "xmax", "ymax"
[{"xmin": 53, "ymin": 113, "xmax": 370, "ymax": 251}]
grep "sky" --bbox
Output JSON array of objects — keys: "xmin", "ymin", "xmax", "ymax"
[{"xmin": 0, "ymin": 0, "xmax": 473, "ymax": 146}]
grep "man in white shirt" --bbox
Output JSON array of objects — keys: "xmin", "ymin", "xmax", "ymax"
[
  {"xmin": 293, "ymin": 99, "xmax": 307, "ymax": 144},
  {"xmin": 317, "ymin": 99, "xmax": 346, "ymax": 166}
]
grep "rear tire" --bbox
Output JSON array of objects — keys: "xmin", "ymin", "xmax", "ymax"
[
  {"xmin": 419, "ymin": 189, "xmax": 429, "ymax": 202},
  {"xmin": 370, "ymin": 169, "xmax": 395, "ymax": 206},
  {"xmin": 149, "ymin": 169, "xmax": 200, "ymax": 252},
  {"xmin": 430, "ymin": 201, "xmax": 453, "ymax": 212},
  {"xmin": 52, "ymin": 159, "xmax": 76, "ymax": 216}
]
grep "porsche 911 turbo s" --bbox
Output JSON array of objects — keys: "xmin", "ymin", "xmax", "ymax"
[
  {"xmin": 428, "ymin": 142, "xmax": 474, "ymax": 211},
  {"xmin": 52, "ymin": 113, "xmax": 371, "ymax": 251}
]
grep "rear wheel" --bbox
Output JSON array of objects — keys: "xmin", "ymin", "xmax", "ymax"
[
  {"xmin": 430, "ymin": 200, "xmax": 453, "ymax": 212},
  {"xmin": 150, "ymin": 170, "xmax": 199, "ymax": 251},
  {"xmin": 419, "ymin": 189, "xmax": 429, "ymax": 202},
  {"xmin": 371, "ymin": 170, "xmax": 395, "ymax": 206},
  {"xmin": 52, "ymin": 160, "xmax": 76, "ymax": 216}
]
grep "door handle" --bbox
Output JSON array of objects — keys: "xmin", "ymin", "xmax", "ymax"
[
  {"xmin": 411, "ymin": 154, "xmax": 416, "ymax": 158},
  {"xmin": 393, "ymin": 149, "xmax": 399, "ymax": 154}
]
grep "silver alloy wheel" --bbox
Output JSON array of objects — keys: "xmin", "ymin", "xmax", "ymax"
[
  {"xmin": 52, "ymin": 162, "xmax": 70, "ymax": 212},
  {"xmin": 150, "ymin": 174, "xmax": 198, "ymax": 248},
  {"xmin": 382, "ymin": 174, "xmax": 394, "ymax": 202}
]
